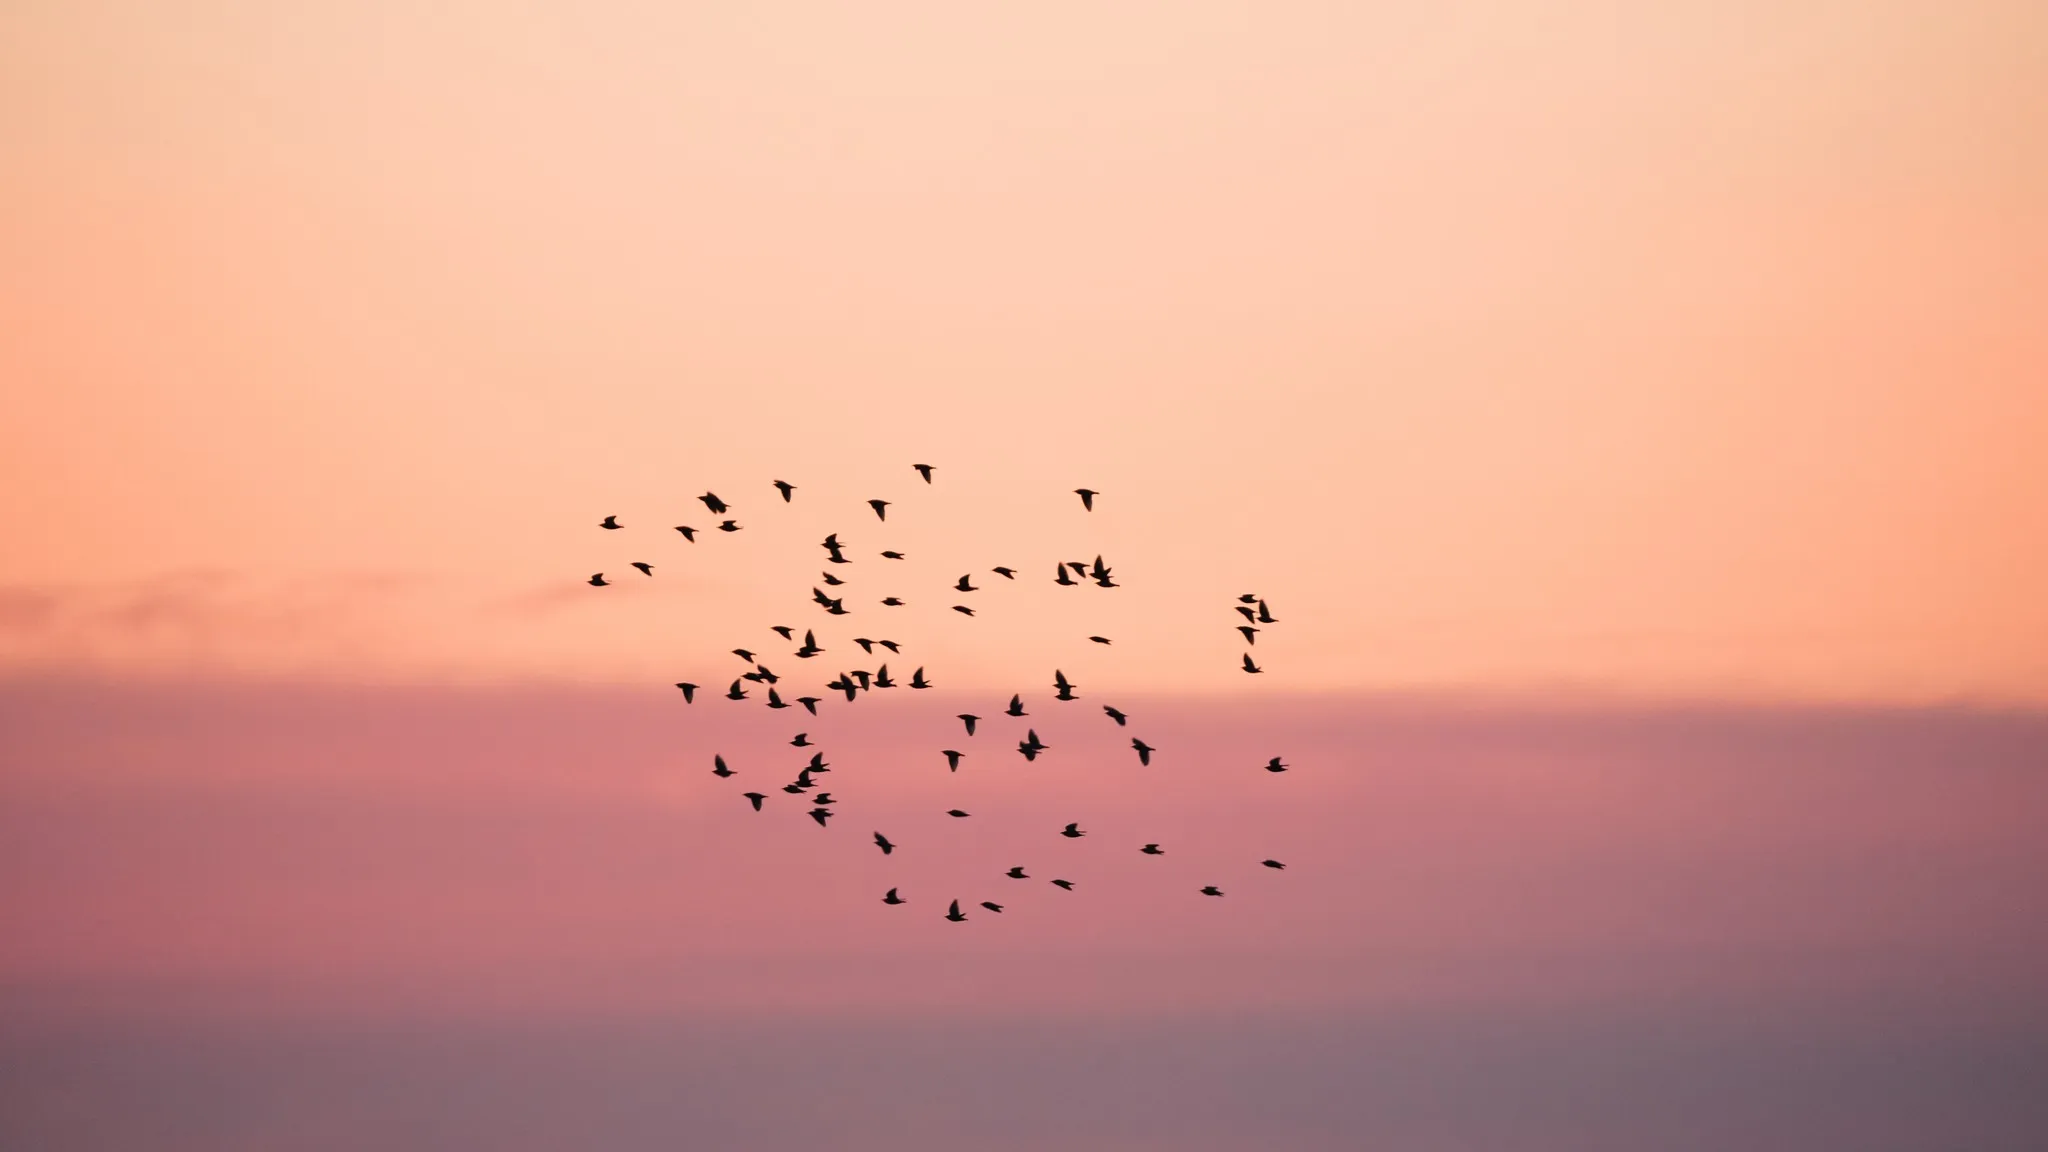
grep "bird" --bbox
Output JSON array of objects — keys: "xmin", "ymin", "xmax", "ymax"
[
  {"xmin": 881, "ymin": 597, "xmax": 904, "ymax": 607},
  {"xmin": 674, "ymin": 682, "xmax": 697, "ymax": 702},
  {"xmin": 1060, "ymin": 822, "xmax": 1085, "ymax": 838},
  {"xmin": 874, "ymin": 832, "xmax": 895, "ymax": 855},
  {"xmin": 992, "ymin": 566, "xmax": 1016, "ymax": 579},
  {"xmin": 822, "ymin": 534, "xmax": 850, "ymax": 564},
  {"xmin": 883, "ymin": 888, "xmax": 906, "ymax": 905},
  {"xmin": 1006, "ymin": 694, "xmax": 1028, "ymax": 717},
  {"xmin": 807, "ymin": 753, "xmax": 830, "ymax": 773},
  {"xmin": 700, "ymin": 493, "xmax": 727, "ymax": 514},
  {"xmin": 771, "ymin": 625, "xmax": 794, "ymax": 640},
  {"xmin": 1238, "ymin": 594, "xmax": 1258, "ymax": 603},
  {"xmin": 765, "ymin": 687, "xmax": 788, "ymax": 709},
  {"xmin": 1067, "ymin": 561, "xmax": 1089, "ymax": 576},
  {"xmin": 1264, "ymin": 757, "xmax": 1288, "ymax": 773},
  {"xmin": 909, "ymin": 667, "xmax": 931, "ymax": 689},
  {"xmin": 867, "ymin": 499, "xmax": 889, "ymax": 521},
  {"xmin": 783, "ymin": 782, "xmax": 807, "ymax": 795},
  {"xmin": 1103, "ymin": 706, "xmax": 1127, "ymax": 726},
  {"xmin": 773, "ymin": 480, "xmax": 795, "ymax": 502},
  {"xmin": 820, "ymin": 571, "xmax": 845, "ymax": 586},
  {"xmin": 881, "ymin": 551, "xmax": 905, "ymax": 560},
  {"xmin": 711, "ymin": 755, "xmax": 734, "ymax": 778},
  {"xmin": 942, "ymin": 749, "xmax": 963, "ymax": 771},
  {"xmin": 717, "ymin": 519, "xmax": 741, "ymax": 532},
  {"xmin": 873, "ymin": 665, "xmax": 895, "ymax": 689},
  {"xmin": 913, "ymin": 463, "xmax": 934, "ymax": 483},
  {"xmin": 791, "ymin": 733, "xmax": 811, "ymax": 747},
  {"xmin": 958, "ymin": 714, "xmax": 979, "ymax": 736},
  {"xmin": 1075, "ymin": 488, "xmax": 1097, "ymax": 511},
  {"xmin": 675, "ymin": 525, "xmax": 696, "ymax": 541},
  {"xmin": 811, "ymin": 587, "xmax": 839, "ymax": 609},
  {"xmin": 1200, "ymin": 886, "xmax": 1224, "ymax": 897},
  {"xmin": 600, "ymin": 515, "xmax": 621, "ymax": 529},
  {"xmin": 1243, "ymin": 654, "xmax": 1262, "ymax": 674},
  {"xmin": 849, "ymin": 670, "xmax": 871, "ymax": 691},
  {"xmin": 1132, "ymin": 739, "xmax": 1154, "ymax": 766},
  {"xmin": 1141, "ymin": 844, "xmax": 1163, "ymax": 855},
  {"xmin": 733, "ymin": 648, "xmax": 757, "ymax": 663},
  {"xmin": 795, "ymin": 631, "xmax": 822, "ymax": 658},
  {"xmin": 853, "ymin": 638, "xmax": 875, "ymax": 653},
  {"xmin": 1006, "ymin": 867, "xmax": 1028, "ymax": 879},
  {"xmin": 980, "ymin": 901, "xmax": 1004, "ymax": 913},
  {"xmin": 756, "ymin": 664, "xmax": 780, "ymax": 684},
  {"xmin": 955, "ymin": 574, "xmax": 977, "ymax": 593},
  {"xmin": 1235, "ymin": 606, "xmax": 1257, "ymax": 624},
  {"xmin": 726, "ymin": 680, "xmax": 748, "ymax": 700},
  {"xmin": 1089, "ymin": 635, "xmax": 1111, "ymax": 645},
  {"xmin": 1051, "ymin": 879, "xmax": 1075, "ymax": 890},
  {"xmin": 797, "ymin": 697, "xmax": 820, "ymax": 715},
  {"xmin": 945, "ymin": 900, "xmax": 967, "ymax": 922},
  {"xmin": 1262, "ymin": 859, "xmax": 1287, "ymax": 870},
  {"xmin": 1238, "ymin": 626, "xmax": 1258, "ymax": 645},
  {"xmin": 743, "ymin": 792, "xmax": 765, "ymax": 811},
  {"xmin": 1018, "ymin": 730, "xmax": 1047, "ymax": 760},
  {"xmin": 1053, "ymin": 671, "xmax": 1076, "ymax": 701},
  {"xmin": 1054, "ymin": 564, "xmax": 1076, "ymax": 586},
  {"xmin": 878, "ymin": 640, "xmax": 900, "ymax": 653},
  {"xmin": 808, "ymin": 807, "xmax": 832, "ymax": 827},
  {"xmin": 1256, "ymin": 599, "xmax": 1278, "ymax": 623},
  {"xmin": 812, "ymin": 792, "xmax": 835, "ymax": 806},
  {"xmin": 1089, "ymin": 555, "xmax": 1111, "ymax": 582},
  {"xmin": 831, "ymin": 676, "xmax": 857, "ymax": 703},
  {"xmin": 952, "ymin": 605, "xmax": 974, "ymax": 616},
  {"xmin": 946, "ymin": 809, "xmax": 970, "ymax": 818},
  {"xmin": 589, "ymin": 573, "xmax": 609, "ymax": 586}
]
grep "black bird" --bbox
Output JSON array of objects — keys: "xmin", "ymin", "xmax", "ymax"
[
  {"xmin": 1103, "ymin": 705, "xmax": 1127, "ymax": 726},
  {"xmin": 766, "ymin": 687, "xmax": 788, "ymax": 709},
  {"xmin": 883, "ymin": 888, "xmax": 906, "ymax": 905},
  {"xmin": 1089, "ymin": 555, "xmax": 1111, "ymax": 582},
  {"xmin": 718, "ymin": 519, "xmax": 741, "ymax": 532},
  {"xmin": 1053, "ymin": 671, "xmax": 1076, "ymax": 701},
  {"xmin": 1141, "ymin": 844, "xmax": 1163, "ymax": 855},
  {"xmin": 881, "ymin": 597, "xmax": 904, "ymax": 607},
  {"xmin": 700, "ymin": 493, "xmax": 727, "ymax": 514},
  {"xmin": 1238, "ymin": 626, "xmax": 1258, "ymax": 645},
  {"xmin": 1262, "ymin": 859, "xmax": 1287, "ymax": 870},
  {"xmin": 1094, "ymin": 573, "xmax": 1118, "ymax": 588},
  {"xmin": 913, "ymin": 463, "xmax": 934, "ymax": 483},
  {"xmin": 1054, "ymin": 564, "xmax": 1076, "ymax": 586},
  {"xmin": 793, "ymin": 769, "xmax": 815, "ymax": 789},
  {"xmin": 783, "ymin": 783, "xmax": 807, "ymax": 795},
  {"xmin": 1238, "ymin": 594, "xmax": 1258, "ymax": 603},
  {"xmin": 734, "ymin": 648, "xmax": 756, "ymax": 663},
  {"xmin": 675, "ymin": 525, "xmax": 697, "ymax": 541},
  {"xmin": 772, "ymin": 625, "xmax": 794, "ymax": 640},
  {"xmin": 958, "ymin": 714, "xmax": 979, "ymax": 736},
  {"xmin": 992, "ymin": 566, "xmax": 1016, "ymax": 579},
  {"xmin": 952, "ymin": 605, "xmax": 974, "ymax": 616},
  {"xmin": 1075, "ymin": 488, "xmax": 1096, "ymax": 511},
  {"xmin": 867, "ymin": 499, "xmax": 889, "ymax": 521},
  {"xmin": 1006, "ymin": 694, "xmax": 1027, "ymax": 717},
  {"xmin": 873, "ymin": 665, "xmax": 895, "ymax": 689},
  {"xmin": 726, "ymin": 679, "xmax": 748, "ymax": 700},
  {"xmin": 797, "ymin": 696, "xmax": 820, "ymax": 715},
  {"xmin": 1006, "ymin": 867, "xmax": 1028, "ymax": 879},
  {"xmin": 712, "ymin": 755, "xmax": 734, "ymax": 778},
  {"xmin": 909, "ymin": 667, "xmax": 930, "ymax": 689},
  {"xmin": 854, "ymin": 638, "xmax": 876, "ymax": 653},
  {"xmin": 600, "ymin": 515, "xmax": 621, "ymax": 529},
  {"xmin": 833, "ymin": 676, "xmax": 857, "ymax": 702},
  {"xmin": 1264, "ymin": 757, "xmax": 1288, "ymax": 773},
  {"xmin": 1235, "ymin": 605, "xmax": 1258, "ymax": 623},
  {"xmin": 874, "ymin": 832, "xmax": 895, "ymax": 855},
  {"xmin": 1067, "ymin": 561, "xmax": 1089, "ymax": 576},
  {"xmin": 946, "ymin": 809, "xmax": 970, "ymax": 818},
  {"xmin": 955, "ymin": 574, "xmax": 977, "ymax": 592},
  {"xmin": 881, "ymin": 551, "xmax": 905, "ymax": 560},
  {"xmin": 809, "ymin": 807, "xmax": 832, "ymax": 827},
  {"xmin": 791, "ymin": 733, "xmax": 811, "ymax": 747},
  {"xmin": 741, "ymin": 671, "xmax": 765, "ymax": 683},
  {"xmin": 589, "ymin": 573, "xmax": 609, "ymax": 586},
  {"xmin": 945, "ymin": 900, "xmax": 967, "ymax": 922},
  {"xmin": 811, "ymin": 587, "xmax": 839, "ymax": 609},
  {"xmin": 1256, "ymin": 599, "xmax": 1277, "ymax": 624},
  {"xmin": 1243, "ymin": 654, "xmax": 1262, "ymax": 674},
  {"xmin": 807, "ymin": 753, "xmax": 830, "ymax": 772},
  {"xmin": 850, "ymin": 670, "xmax": 871, "ymax": 691},
  {"xmin": 795, "ymin": 631, "xmax": 822, "ymax": 658},
  {"xmin": 1200, "ymin": 886, "xmax": 1224, "ymax": 896},
  {"xmin": 822, "ymin": 534, "xmax": 850, "ymax": 564},
  {"xmin": 942, "ymin": 749, "xmax": 963, "ymax": 771},
  {"xmin": 675, "ymin": 682, "xmax": 697, "ymax": 702},
  {"xmin": 1089, "ymin": 635, "xmax": 1111, "ymax": 645},
  {"xmin": 812, "ymin": 792, "xmax": 835, "ymax": 806},
  {"xmin": 773, "ymin": 480, "xmax": 795, "ymax": 502},
  {"xmin": 629, "ymin": 561, "xmax": 653, "ymax": 576},
  {"xmin": 1018, "ymin": 730, "xmax": 1047, "ymax": 760},
  {"xmin": 1132, "ymin": 739, "xmax": 1154, "ymax": 765},
  {"xmin": 821, "ymin": 571, "xmax": 846, "ymax": 586},
  {"xmin": 743, "ymin": 792, "xmax": 765, "ymax": 811},
  {"xmin": 980, "ymin": 901, "xmax": 1004, "ymax": 913},
  {"xmin": 1060, "ymin": 823, "xmax": 1085, "ymax": 838},
  {"xmin": 1051, "ymin": 879, "xmax": 1075, "ymax": 891},
  {"xmin": 755, "ymin": 664, "xmax": 779, "ymax": 683},
  {"xmin": 878, "ymin": 640, "xmax": 901, "ymax": 653}
]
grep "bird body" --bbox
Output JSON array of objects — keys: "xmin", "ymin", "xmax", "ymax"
[
  {"xmin": 589, "ymin": 573, "xmax": 609, "ymax": 586},
  {"xmin": 600, "ymin": 515, "xmax": 621, "ymax": 529},
  {"xmin": 992, "ymin": 566, "xmax": 1016, "ymax": 579},
  {"xmin": 1200, "ymin": 886, "xmax": 1224, "ymax": 896},
  {"xmin": 1075, "ymin": 488, "xmax": 1097, "ymax": 511},
  {"xmin": 1053, "ymin": 671, "xmax": 1075, "ymax": 701},
  {"xmin": 980, "ymin": 901, "xmax": 1004, "ymax": 913},
  {"xmin": 913, "ymin": 464, "xmax": 934, "ymax": 483},
  {"xmin": 809, "ymin": 807, "xmax": 832, "ymax": 826},
  {"xmin": 1262, "ymin": 859, "xmax": 1287, "ymax": 870},
  {"xmin": 771, "ymin": 625, "xmax": 794, "ymax": 640},
  {"xmin": 712, "ymin": 755, "xmax": 733, "ymax": 778},
  {"xmin": 910, "ymin": 667, "xmax": 930, "ymax": 689},
  {"xmin": 1141, "ymin": 844, "xmax": 1163, "ymax": 855},
  {"xmin": 718, "ymin": 519, "xmax": 741, "ymax": 532},
  {"xmin": 868, "ymin": 499, "xmax": 890, "ymax": 521},
  {"xmin": 946, "ymin": 809, "xmax": 970, "ymax": 818},
  {"xmin": 881, "ymin": 597, "xmax": 904, "ymax": 607},
  {"xmin": 1006, "ymin": 694, "xmax": 1027, "ymax": 717},
  {"xmin": 942, "ymin": 749, "xmax": 962, "ymax": 771},
  {"xmin": 1006, "ymin": 867, "xmax": 1028, "ymax": 878},
  {"xmin": 700, "ymin": 493, "xmax": 727, "ymax": 514},
  {"xmin": 773, "ymin": 480, "xmax": 795, "ymax": 502},
  {"xmin": 797, "ymin": 697, "xmax": 820, "ymax": 715},
  {"xmin": 1256, "ymin": 599, "xmax": 1277, "ymax": 623},
  {"xmin": 1089, "ymin": 635, "xmax": 1111, "ymax": 645},
  {"xmin": 874, "ymin": 832, "xmax": 895, "ymax": 855},
  {"xmin": 675, "ymin": 525, "xmax": 696, "ymax": 541},
  {"xmin": 726, "ymin": 680, "xmax": 748, "ymax": 700},
  {"xmin": 675, "ymin": 682, "xmax": 697, "ymax": 702},
  {"xmin": 1264, "ymin": 757, "xmax": 1288, "ymax": 773},
  {"xmin": 883, "ymin": 888, "xmax": 905, "ymax": 904},
  {"xmin": 1132, "ymin": 739, "xmax": 1154, "ymax": 765},
  {"xmin": 1243, "ymin": 654, "xmax": 1262, "ymax": 674},
  {"xmin": 1051, "ymin": 879, "xmax": 1075, "ymax": 890},
  {"xmin": 881, "ymin": 551, "xmax": 905, "ymax": 560},
  {"xmin": 945, "ymin": 900, "xmax": 967, "ymax": 922},
  {"xmin": 955, "ymin": 574, "xmax": 976, "ymax": 592},
  {"xmin": 952, "ymin": 605, "xmax": 974, "ymax": 616},
  {"xmin": 959, "ymin": 714, "xmax": 979, "ymax": 736},
  {"xmin": 743, "ymin": 792, "xmax": 765, "ymax": 810},
  {"xmin": 1060, "ymin": 822, "xmax": 1084, "ymax": 838}
]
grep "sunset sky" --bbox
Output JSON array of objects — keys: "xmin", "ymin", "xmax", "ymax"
[{"xmin": 4, "ymin": 2, "xmax": 2046, "ymax": 1148}]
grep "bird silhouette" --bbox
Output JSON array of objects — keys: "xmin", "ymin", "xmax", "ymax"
[
  {"xmin": 1089, "ymin": 635, "xmax": 1111, "ymax": 645},
  {"xmin": 853, "ymin": 638, "xmax": 875, "ymax": 653},
  {"xmin": 589, "ymin": 573, "xmax": 609, "ymax": 586},
  {"xmin": 1075, "ymin": 488, "xmax": 1097, "ymax": 511},
  {"xmin": 945, "ymin": 900, "xmax": 967, "ymax": 922},
  {"xmin": 796, "ymin": 631, "xmax": 822, "ymax": 658},
  {"xmin": 913, "ymin": 463, "xmax": 934, "ymax": 483},
  {"xmin": 1006, "ymin": 695, "xmax": 1028, "ymax": 717},
  {"xmin": 812, "ymin": 792, "xmax": 835, "ymax": 806},
  {"xmin": 674, "ymin": 682, "xmax": 697, "ymax": 702},
  {"xmin": 1054, "ymin": 564, "xmax": 1076, "ymax": 586},
  {"xmin": 756, "ymin": 664, "xmax": 780, "ymax": 683},
  {"xmin": 1103, "ymin": 705, "xmax": 1128, "ymax": 726},
  {"xmin": 942, "ymin": 749, "xmax": 963, "ymax": 771},
  {"xmin": 743, "ymin": 792, "xmax": 765, "ymax": 811},
  {"xmin": 1006, "ymin": 866, "xmax": 1028, "ymax": 879},
  {"xmin": 821, "ymin": 571, "xmax": 846, "ymax": 586},
  {"xmin": 959, "ymin": 714, "xmax": 979, "ymax": 735},
  {"xmin": 881, "ymin": 597, "xmax": 904, "ymax": 607},
  {"xmin": 873, "ymin": 665, "xmax": 895, "ymax": 689},
  {"xmin": 1200, "ymin": 886, "xmax": 1224, "ymax": 896},
  {"xmin": 878, "ymin": 640, "xmax": 900, "ymax": 653},
  {"xmin": 766, "ymin": 688, "xmax": 788, "ymax": 709},
  {"xmin": 812, "ymin": 587, "xmax": 839, "ymax": 610},
  {"xmin": 733, "ymin": 648, "xmax": 756, "ymax": 663},
  {"xmin": 1238, "ymin": 594, "xmax": 1258, "ymax": 603},
  {"xmin": 1256, "ymin": 599, "xmax": 1278, "ymax": 623},
  {"xmin": 809, "ymin": 807, "xmax": 832, "ymax": 826},
  {"xmin": 868, "ymin": 499, "xmax": 889, "ymax": 521},
  {"xmin": 712, "ymin": 755, "xmax": 734, "ymax": 778},
  {"xmin": 791, "ymin": 733, "xmax": 811, "ymax": 747},
  {"xmin": 700, "ymin": 493, "xmax": 727, "ymax": 514},
  {"xmin": 1235, "ymin": 605, "xmax": 1258, "ymax": 623},
  {"xmin": 874, "ymin": 832, "xmax": 895, "ymax": 855},
  {"xmin": 1141, "ymin": 843, "xmax": 1163, "ymax": 855},
  {"xmin": 726, "ymin": 680, "xmax": 748, "ymax": 700},
  {"xmin": 773, "ymin": 480, "xmax": 795, "ymax": 502},
  {"xmin": 600, "ymin": 515, "xmax": 621, "ymax": 529},
  {"xmin": 807, "ymin": 753, "xmax": 830, "ymax": 772},
  {"xmin": 955, "ymin": 574, "xmax": 977, "ymax": 592},
  {"xmin": 980, "ymin": 901, "xmax": 1004, "ymax": 913},
  {"xmin": 909, "ymin": 667, "xmax": 931, "ymax": 689},
  {"xmin": 1051, "ymin": 879, "xmax": 1075, "ymax": 890},
  {"xmin": 1053, "ymin": 671, "xmax": 1076, "ymax": 701},
  {"xmin": 1089, "ymin": 556, "xmax": 1111, "ymax": 582},
  {"xmin": 822, "ymin": 534, "xmax": 850, "ymax": 564},
  {"xmin": 881, "ymin": 551, "xmax": 905, "ymax": 560},
  {"xmin": 992, "ymin": 566, "xmax": 1016, "ymax": 579},
  {"xmin": 952, "ymin": 605, "xmax": 974, "ymax": 616},
  {"xmin": 1060, "ymin": 822, "xmax": 1085, "ymax": 838},
  {"xmin": 771, "ymin": 625, "xmax": 794, "ymax": 640},
  {"xmin": 883, "ymin": 888, "xmax": 906, "ymax": 904},
  {"xmin": 1264, "ymin": 757, "xmax": 1288, "ymax": 773},
  {"xmin": 1238, "ymin": 626, "xmax": 1258, "ymax": 645},
  {"xmin": 797, "ymin": 696, "xmax": 820, "ymax": 715},
  {"xmin": 946, "ymin": 809, "xmax": 970, "ymax": 818},
  {"xmin": 1243, "ymin": 654, "xmax": 1262, "ymax": 674},
  {"xmin": 1018, "ymin": 730, "xmax": 1047, "ymax": 760},
  {"xmin": 1132, "ymin": 739, "xmax": 1154, "ymax": 765},
  {"xmin": 675, "ymin": 525, "xmax": 697, "ymax": 541},
  {"xmin": 1262, "ymin": 859, "xmax": 1287, "ymax": 870},
  {"xmin": 717, "ymin": 520, "xmax": 741, "ymax": 532}
]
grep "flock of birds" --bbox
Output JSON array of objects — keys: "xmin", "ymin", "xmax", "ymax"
[{"xmin": 588, "ymin": 466, "xmax": 1293, "ymax": 922}]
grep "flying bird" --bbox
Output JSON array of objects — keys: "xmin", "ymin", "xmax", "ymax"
[
  {"xmin": 1006, "ymin": 867, "xmax": 1028, "ymax": 879},
  {"xmin": 1089, "ymin": 636, "xmax": 1111, "ymax": 645},
  {"xmin": 942, "ymin": 749, "xmax": 963, "ymax": 771},
  {"xmin": 773, "ymin": 480, "xmax": 795, "ymax": 502},
  {"xmin": 674, "ymin": 526, "xmax": 696, "ymax": 541},
  {"xmin": 878, "ymin": 640, "xmax": 900, "ymax": 653},
  {"xmin": 980, "ymin": 901, "xmax": 1004, "ymax": 913},
  {"xmin": 812, "ymin": 792, "xmax": 834, "ymax": 805},
  {"xmin": 1006, "ymin": 694, "xmax": 1027, "ymax": 717},
  {"xmin": 808, "ymin": 807, "xmax": 833, "ymax": 827},
  {"xmin": 958, "ymin": 714, "xmax": 979, "ymax": 736},
  {"xmin": 1200, "ymin": 886, "xmax": 1224, "ymax": 897},
  {"xmin": 795, "ymin": 631, "xmax": 822, "ymax": 658},
  {"xmin": 1103, "ymin": 706, "xmax": 1127, "ymax": 726},
  {"xmin": 765, "ymin": 688, "xmax": 788, "ymax": 709},
  {"xmin": 881, "ymin": 551, "xmax": 905, "ymax": 560},
  {"xmin": 700, "ymin": 493, "xmax": 727, "ymax": 514},
  {"xmin": 589, "ymin": 573, "xmax": 609, "ymax": 586},
  {"xmin": 807, "ymin": 753, "xmax": 830, "ymax": 772},
  {"xmin": 1051, "ymin": 879, "xmax": 1075, "ymax": 890},
  {"xmin": 883, "ymin": 888, "xmax": 906, "ymax": 905},
  {"xmin": 726, "ymin": 680, "xmax": 748, "ymax": 700},
  {"xmin": 711, "ymin": 755, "xmax": 734, "ymax": 778},
  {"xmin": 955, "ymin": 574, "xmax": 976, "ymax": 592},
  {"xmin": 1235, "ymin": 605, "xmax": 1258, "ymax": 623},
  {"xmin": 992, "ymin": 567, "xmax": 1016, "ymax": 579},
  {"xmin": 791, "ymin": 733, "xmax": 811, "ymax": 747},
  {"xmin": 946, "ymin": 809, "xmax": 970, "ymax": 818},
  {"xmin": 1075, "ymin": 488, "xmax": 1097, "ymax": 511},
  {"xmin": 1053, "ymin": 671, "xmax": 1076, "ymax": 701},
  {"xmin": 1060, "ymin": 823, "xmax": 1085, "ymax": 838},
  {"xmin": 1243, "ymin": 654, "xmax": 1262, "ymax": 674},
  {"xmin": 599, "ymin": 515, "xmax": 621, "ymax": 529},
  {"xmin": 873, "ymin": 665, "xmax": 895, "ymax": 689},
  {"xmin": 743, "ymin": 792, "xmax": 765, "ymax": 811},
  {"xmin": 1238, "ymin": 626, "xmax": 1258, "ymax": 645},
  {"xmin": 1264, "ymin": 757, "xmax": 1288, "ymax": 773},
  {"xmin": 1089, "ymin": 556, "xmax": 1111, "ymax": 582},
  {"xmin": 674, "ymin": 682, "xmax": 697, "ymax": 702},
  {"xmin": 717, "ymin": 520, "xmax": 741, "ymax": 532},
  {"xmin": 867, "ymin": 499, "xmax": 890, "ymax": 521},
  {"xmin": 822, "ymin": 534, "xmax": 850, "ymax": 564},
  {"xmin": 1238, "ymin": 594, "xmax": 1258, "ymax": 603},
  {"xmin": 853, "ymin": 638, "xmax": 875, "ymax": 653},
  {"xmin": 1256, "ymin": 599, "xmax": 1278, "ymax": 623},
  {"xmin": 1132, "ymin": 739, "xmax": 1154, "ymax": 765},
  {"xmin": 1054, "ymin": 564, "xmax": 1076, "ymax": 586},
  {"xmin": 945, "ymin": 900, "xmax": 967, "ymax": 922},
  {"xmin": 733, "ymin": 649, "xmax": 756, "ymax": 663},
  {"xmin": 952, "ymin": 605, "xmax": 974, "ymax": 616},
  {"xmin": 909, "ymin": 667, "xmax": 930, "ymax": 689},
  {"xmin": 771, "ymin": 625, "xmax": 794, "ymax": 640},
  {"xmin": 797, "ymin": 697, "xmax": 820, "ymax": 715},
  {"xmin": 881, "ymin": 597, "xmax": 904, "ymax": 607},
  {"xmin": 1141, "ymin": 844, "xmax": 1163, "ymax": 855},
  {"xmin": 874, "ymin": 832, "xmax": 895, "ymax": 855},
  {"xmin": 913, "ymin": 463, "xmax": 934, "ymax": 483},
  {"xmin": 1262, "ymin": 859, "xmax": 1287, "ymax": 870},
  {"xmin": 820, "ymin": 571, "xmax": 845, "ymax": 586}
]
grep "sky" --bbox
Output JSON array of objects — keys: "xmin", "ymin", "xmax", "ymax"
[{"xmin": 3, "ymin": 1, "xmax": 2047, "ymax": 1148}]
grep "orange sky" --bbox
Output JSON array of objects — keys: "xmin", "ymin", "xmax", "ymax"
[{"xmin": 4, "ymin": 0, "xmax": 2044, "ymax": 700}]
